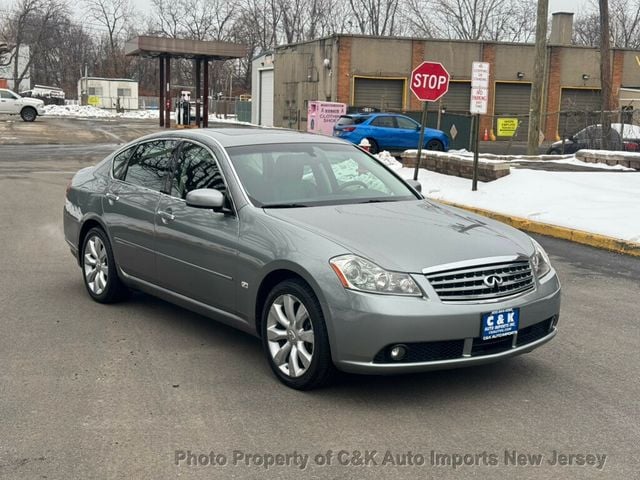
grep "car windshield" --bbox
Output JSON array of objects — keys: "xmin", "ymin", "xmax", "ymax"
[{"xmin": 226, "ymin": 142, "xmax": 418, "ymax": 207}]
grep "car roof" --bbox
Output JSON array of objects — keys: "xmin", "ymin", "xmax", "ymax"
[{"xmin": 135, "ymin": 127, "xmax": 349, "ymax": 148}]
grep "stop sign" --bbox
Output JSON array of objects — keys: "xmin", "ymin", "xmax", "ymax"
[{"xmin": 410, "ymin": 61, "xmax": 450, "ymax": 102}]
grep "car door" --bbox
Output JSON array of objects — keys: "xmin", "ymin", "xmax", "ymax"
[
  {"xmin": 102, "ymin": 139, "xmax": 176, "ymax": 283},
  {"xmin": 154, "ymin": 141, "xmax": 239, "ymax": 314},
  {"xmin": 367, "ymin": 115, "xmax": 397, "ymax": 150},
  {"xmin": 394, "ymin": 115, "xmax": 421, "ymax": 149},
  {"xmin": 0, "ymin": 89, "xmax": 18, "ymax": 114}
]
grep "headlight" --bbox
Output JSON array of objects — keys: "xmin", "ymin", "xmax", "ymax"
[
  {"xmin": 329, "ymin": 254, "xmax": 422, "ymax": 296},
  {"xmin": 531, "ymin": 239, "xmax": 551, "ymax": 278}
]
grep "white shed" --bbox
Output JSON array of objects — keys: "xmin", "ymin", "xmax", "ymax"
[{"xmin": 77, "ymin": 77, "xmax": 139, "ymax": 110}]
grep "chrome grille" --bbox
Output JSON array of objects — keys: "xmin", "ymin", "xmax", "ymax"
[{"xmin": 425, "ymin": 259, "xmax": 534, "ymax": 303}]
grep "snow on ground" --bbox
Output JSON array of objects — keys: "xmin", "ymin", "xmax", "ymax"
[
  {"xmin": 394, "ymin": 165, "xmax": 640, "ymax": 243},
  {"xmin": 43, "ymin": 105, "xmax": 255, "ymax": 125}
]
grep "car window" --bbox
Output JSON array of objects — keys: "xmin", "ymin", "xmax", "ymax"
[
  {"xmin": 371, "ymin": 116, "xmax": 396, "ymax": 128},
  {"xmin": 170, "ymin": 142, "xmax": 226, "ymax": 200},
  {"xmin": 123, "ymin": 140, "xmax": 176, "ymax": 191},
  {"xmin": 226, "ymin": 143, "xmax": 417, "ymax": 207},
  {"xmin": 336, "ymin": 116, "xmax": 368, "ymax": 126},
  {"xmin": 112, "ymin": 147, "xmax": 135, "ymax": 180},
  {"xmin": 396, "ymin": 116, "xmax": 418, "ymax": 129},
  {"xmin": 0, "ymin": 90, "xmax": 17, "ymax": 99}
]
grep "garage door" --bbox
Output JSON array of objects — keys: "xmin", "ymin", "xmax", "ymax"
[
  {"xmin": 353, "ymin": 78, "xmax": 404, "ymax": 111},
  {"xmin": 494, "ymin": 82, "xmax": 531, "ymax": 140},
  {"xmin": 559, "ymin": 88, "xmax": 602, "ymax": 136},
  {"xmin": 259, "ymin": 69, "xmax": 274, "ymax": 127},
  {"xmin": 439, "ymin": 81, "xmax": 471, "ymax": 113}
]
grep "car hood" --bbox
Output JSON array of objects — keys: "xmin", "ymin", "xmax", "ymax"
[
  {"xmin": 264, "ymin": 200, "xmax": 534, "ymax": 273},
  {"xmin": 21, "ymin": 97, "xmax": 44, "ymax": 107}
]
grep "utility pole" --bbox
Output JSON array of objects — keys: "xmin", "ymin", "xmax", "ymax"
[
  {"xmin": 599, "ymin": 0, "xmax": 612, "ymax": 150},
  {"xmin": 527, "ymin": 0, "xmax": 549, "ymax": 155}
]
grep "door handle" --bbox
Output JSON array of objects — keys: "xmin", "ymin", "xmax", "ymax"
[
  {"xmin": 158, "ymin": 209, "xmax": 175, "ymax": 223},
  {"xmin": 105, "ymin": 192, "xmax": 119, "ymax": 203}
]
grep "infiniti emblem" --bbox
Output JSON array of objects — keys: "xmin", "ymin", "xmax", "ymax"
[{"xmin": 483, "ymin": 274, "xmax": 504, "ymax": 288}]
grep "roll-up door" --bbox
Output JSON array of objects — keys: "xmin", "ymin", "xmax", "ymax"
[
  {"xmin": 559, "ymin": 88, "xmax": 602, "ymax": 136},
  {"xmin": 259, "ymin": 69, "xmax": 274, "ymax": 127},
  {"xmin": 439, "ymin": 81, "xmax": 471, "ymax": 113},
  {"xmin": 353, "ymin": 78, "xmax": 404, "ymax": 111},
  {"xmin": 494, "ymin": 82, "xmax": 531, "ymax": 140}
]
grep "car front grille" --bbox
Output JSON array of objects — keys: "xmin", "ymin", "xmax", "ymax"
[{"xmin": 424, "ymin": 259, "xmax": 535, "ymax": 303}]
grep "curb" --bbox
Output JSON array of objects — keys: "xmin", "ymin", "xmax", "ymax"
[{"xmin": 436, "ymin": 199, "xmax": 640, "ymax": 257}]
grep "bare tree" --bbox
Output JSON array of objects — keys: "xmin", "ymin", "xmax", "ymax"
[
  {"xmin": 599, "ymin": 0, "xmax": 613, "ymax": 149},
  {"xmin": 347, "ymin": 0, "xmax": 402, "ymax": 36},
  {"xmin": 83, "ymin": 0, "xmax": 132, "ymax": 75},
  {"xmin": 1, "ymin": 0, "xmax": 68, "ymax": 89}
]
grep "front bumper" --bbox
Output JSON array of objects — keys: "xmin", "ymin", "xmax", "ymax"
[{"xmin": 328, "ymin": 272, "xmax": 561, "ymax": 374}]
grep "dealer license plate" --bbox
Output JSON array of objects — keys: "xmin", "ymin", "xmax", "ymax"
[{"xmin": 481, "ymin": 308, "xmax": 519, "ymax": 340}]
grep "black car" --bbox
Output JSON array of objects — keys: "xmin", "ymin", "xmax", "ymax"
[{"xmin": 547, "ymin": 123, "xmax": 640, "ymax": 154}]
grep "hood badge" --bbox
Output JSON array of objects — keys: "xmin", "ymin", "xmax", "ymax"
[{"xmin": 483, "ymin": 274, "xmax": 504, "ymax": 289}]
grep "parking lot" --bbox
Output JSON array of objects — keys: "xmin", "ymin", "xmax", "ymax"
[{"xmin": 1, "ymin": 123, "xmax": 639, "ymax": 479}]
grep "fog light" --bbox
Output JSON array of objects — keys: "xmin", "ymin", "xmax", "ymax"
[{"xmin": 389, "ymin": 345, "xmax": 407, "ymax": 361}]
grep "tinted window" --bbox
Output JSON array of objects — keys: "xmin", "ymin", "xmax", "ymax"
[
  {"xmin": 396, "ymin": 116, "xmax": 418, "ymax": 129},
  {"xmin": 371, "ymin": 116, "xmax": 396, "ymax": 128},
  {"xmin": 336, "ymin": 115, "xmax": 368, "ymax": 126},
  {"xmin": 124, "ymin": 140, "xmax": 175, "ymax": 191},
  {"xmin": 112, "ymin": 147, "xmax": 135, "ymax": 180},
  {"xmin": 170, "ymin": 143, "xmax": 226, "ymax": 200}
]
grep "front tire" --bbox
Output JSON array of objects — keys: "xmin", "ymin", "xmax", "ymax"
[
  {"xmin": 81, "ymin": 227, "xmax": 128, "ymax": 303},
  {"xmin": 20, "ymin": 107, "xmax": 37, "ymax": 122},
  {"xmin": 261, "ymin": 279, "xmax": 334, "ymax": 390},
  {"xmin": 426, "ymin": 139, "xmax": 444, "ymax": 151}
]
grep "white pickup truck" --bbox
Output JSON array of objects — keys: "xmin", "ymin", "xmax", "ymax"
[{"xmin": 0, "ymin": 88, "xmax": 45, "ymax": 122}]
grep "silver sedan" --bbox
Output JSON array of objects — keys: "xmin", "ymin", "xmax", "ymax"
[{"xmin": 63, "ymin": 129, "xmax": 561, "ymax": 389}]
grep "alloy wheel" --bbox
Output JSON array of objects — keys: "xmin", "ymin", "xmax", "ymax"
[
  {"xmin": 266, "ymin": 294, "xmax": 315, "ymax": 378},
  {"xmin": 83, "ymin": 235, "xmax": 109, "ymax": 295}
]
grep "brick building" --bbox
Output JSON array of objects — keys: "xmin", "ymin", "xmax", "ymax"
[{"xmin": 267, "ymin": 13, "xmax": 640, "ymax": 144}]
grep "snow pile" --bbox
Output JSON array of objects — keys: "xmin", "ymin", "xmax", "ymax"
[
  {"xmin": 44, "ymin": 104, "xmax": 117, "ymax": 118},
  {"xmin": 374, "ymin": 150, "xmax": 402, "ymax": 169},
  {"xmin": 402, "ymin": 166, "xmax": 640, "ymax": 243}
]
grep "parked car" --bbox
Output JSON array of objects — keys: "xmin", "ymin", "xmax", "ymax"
[
  {"xmin": 64, "ymin": 129, "xmax": 560, "ymax": 390},
  {"xmin": 547, "ymin": 123, "xmax": 640, "ymax": 154},
  {"xmin": 333, "ymin": 113, "xmax": 449, "ymax": 154},
  {"xmin": 0, "ymin": 88, "xmax": 45, "ymax": 121}
]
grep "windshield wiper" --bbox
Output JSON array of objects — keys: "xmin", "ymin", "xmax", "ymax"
[
  {"xmin": 262, "ymin": 203, "xmax": 310, "ymax": 208},
  {"xmin": 355, "ymin": 198, "xmax": 397, "ymax": 204}
]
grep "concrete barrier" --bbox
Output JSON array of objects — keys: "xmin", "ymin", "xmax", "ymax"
[
  {"xmin": 401, "ymin": 150, "xmax": 510, "ymax": 182},
  {"xmin": 575, "ymin": 150, "xmax": 640, "ymax": 169}
]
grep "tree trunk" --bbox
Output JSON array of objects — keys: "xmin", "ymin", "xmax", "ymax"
[
  {"xmin": 527, "ymin": 0, "xmax": 548, "ymax": 155},
  {"xmin": 600, "ymin": 0, "xmax": 613, "ymax": 150}
]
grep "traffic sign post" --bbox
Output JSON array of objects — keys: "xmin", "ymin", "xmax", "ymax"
[
  {"xmin": 410, "ymin": 61, "xmax": 450, "ymax": 181},
  {"xmin": 470, "ymin": 61, "xmax": 490, "ymax": 191}
]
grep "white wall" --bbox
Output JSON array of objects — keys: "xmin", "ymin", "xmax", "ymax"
[
  {"xmin": 77, "ymin": 77, "xmax": 139, "ymax": 110},
  {"xmin": 0, "ymin": 45, "xmax": 31, "ymax": 91}
]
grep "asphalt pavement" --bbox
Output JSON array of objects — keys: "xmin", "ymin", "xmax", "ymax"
[{"xmin": 0, "ymin": 144, "xmax": 639, "ymax": 480}]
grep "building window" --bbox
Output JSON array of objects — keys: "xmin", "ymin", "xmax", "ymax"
[
  {"xmin": 88, "ymin": 86, "xmax": 103, "ymax": 96},
  {"xmin": 117, "ymin": 88, "xmax": 131, "ymax": 97}
]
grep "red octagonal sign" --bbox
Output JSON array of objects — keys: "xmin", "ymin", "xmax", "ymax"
[{"xmin": 410, "ymin": 61, "xmax": 451, "ymax": 102}]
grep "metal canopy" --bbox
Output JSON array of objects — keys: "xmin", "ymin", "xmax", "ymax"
[
  {"xmin": 124, "ymin": 36, "xmax": 248, "ymax": 129},
  {"xmin": 124, "ymin": 36, "xmax": 248, "ymax": 60}
]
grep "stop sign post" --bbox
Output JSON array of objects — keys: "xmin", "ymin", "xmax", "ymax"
[{"xmin": 410, "ymin": 62, "xmax": 450, "ymax": 180}]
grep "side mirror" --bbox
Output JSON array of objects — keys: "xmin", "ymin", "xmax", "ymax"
[
  {"xmin": 185, "ymin": 188, "xmax": 225, "ymax": 210},
  {"xmin": 406, "ymin": 178, "xmax": 422, "ymax": 192}
]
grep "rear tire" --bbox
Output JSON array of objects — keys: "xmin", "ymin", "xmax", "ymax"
[
  {"xmin": 20, "ymin": 107, "xmax": 37, "ymax": 122},
  {"xmin": 547, "ymin": 148, "xmax": 561, "ymax": 154},
  {"xmin": 365, "ymin": 138, "xmax": 379, "ymax": 154},
  {"xmin": 261, "ymin": 279, "xmax": 334, "ymax": 390},
  {"xmin": 426, "ymin": 139, "xmax": 444, "ymax": 151},
  {"xmin": 81, "ymin": 227, "xmax": 129, "ymax": 303}
]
